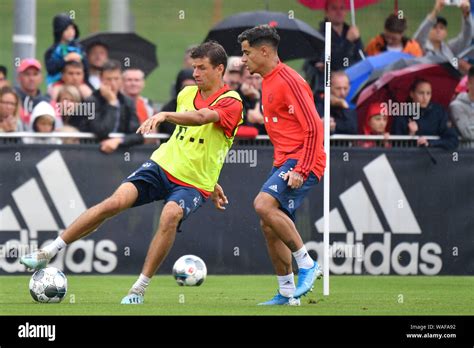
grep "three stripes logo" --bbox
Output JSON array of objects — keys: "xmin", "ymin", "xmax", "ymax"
[
  {"xmin": 0, "ymin": 151, "xmax": 117, "ymax": 273},
  {"xmin": 307, "ymin": 154, "xmax": 442, "ymax": 275}
]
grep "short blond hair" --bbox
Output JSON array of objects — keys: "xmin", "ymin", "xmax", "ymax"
[{"xmin": 56, "ymin": 85, "xmax": 82, "ymax": 103}]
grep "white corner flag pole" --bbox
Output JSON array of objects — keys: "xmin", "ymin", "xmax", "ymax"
[{"xmin": 323, "ymin": 22, "xmax": 332, "ymax": 296}]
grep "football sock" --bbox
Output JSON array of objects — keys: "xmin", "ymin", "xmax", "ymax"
[
  {"xmin": 277, "ymin": 273, "xmax": 296, "ymax": 298},
  {"xmin": 293, "ymin": 246, "xmax": 315, "ymax": 269},
  {"xmin": 43, "ymin": 237, "xmax": 67, "ymax": 258},
  {"xmin": 131, "ymin": 273, "xmax": 150, "ymax": 296}
]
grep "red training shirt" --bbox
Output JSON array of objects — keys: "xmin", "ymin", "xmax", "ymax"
[{"xmin": 261, "ymin": 62, "xmax": 326, "ymax": 180}]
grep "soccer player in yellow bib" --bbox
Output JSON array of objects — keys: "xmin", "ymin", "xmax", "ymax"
[{"xmin": 20, "ymin": 42, "xmax": 243, "ymax": 304}]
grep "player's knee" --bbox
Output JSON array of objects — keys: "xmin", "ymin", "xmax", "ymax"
[
  {"xmin": 100, "ymin": 196, "xmax": 124, "ymax": 216},
  {"xmin": 161, "ymin": 202, "xmax": 183, "ymax": 229},
  {"xmin": 254, "ymin": 194, "xmax": 273, "ymax": 218}
]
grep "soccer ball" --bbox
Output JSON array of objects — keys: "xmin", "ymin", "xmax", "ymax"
[
  {"xmin": 29, "ymin": 267, "xmax": 67, "ymax": 303},
  {"xmin": 172, "ymin": 255, "xmax": 207, "ymax": 286}
]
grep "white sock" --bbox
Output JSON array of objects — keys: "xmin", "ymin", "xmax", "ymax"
[
  {"xmin": 131, "ymin": 273, "xmax": 150, "ymax": 296},
  {"xmin": 293, "ymin": 246, "xmax": 314, "ymax": 269},
  {"xmin": 43, "ymin": 237, "xmax": 67, "ymax": 258},
  {"xmin": 277, "ymin": 273, "xmax": 296, "ymax": 298}
]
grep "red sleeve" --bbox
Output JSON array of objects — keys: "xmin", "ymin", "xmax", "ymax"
[
  {"xmin": 208, "ymin": 97, "xmax": 243, "ymax": 138},
  {"xmin": 282, "ymin": 73, "xmax": 322, "ymax": 180}
]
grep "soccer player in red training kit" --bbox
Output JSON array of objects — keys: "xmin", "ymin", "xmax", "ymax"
[{"xmin": 239, "ymin": 25, "xmax": 326, "ymax": 305}]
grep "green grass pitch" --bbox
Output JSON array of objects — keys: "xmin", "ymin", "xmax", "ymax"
[{"xmin": 0, "ymin": 275, "xmax": 472, "ymax": 315}]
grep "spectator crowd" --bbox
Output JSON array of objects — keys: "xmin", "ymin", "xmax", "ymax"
[{"xmin": 1, "ymin": 0, "xmax": 474, "ymax": 152}]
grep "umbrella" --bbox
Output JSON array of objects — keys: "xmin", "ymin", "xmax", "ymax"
[
  {"xmin": 455, "ymin": 75, "xmax": 468, "ymax": 94},
  {"xmin": 344, "ymin": 51, "xmax": 413, "ymax": 103},
  {"xmin": 298, "ymin": 0, "xmax": 381, "ymax": 26},
  {"xmin": 356, "ymin": 63, "xmax": 461, "ymax": 132},
  {"xmin": 80, "ymin": 32, "xmax": 158, "ymax": 76},
  {"xmin": 351, "ymin": 55, "xmax": 450, "ymax": 103},
  {"xmin": 204, "ymin": 11, "xmax": 324, "ymax": 61}
]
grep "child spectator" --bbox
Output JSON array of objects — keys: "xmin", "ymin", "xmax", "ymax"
[
  {"xmin": 391, "ymin": 79, "xmax": 459, "ymax": 149},
  {"xmin": 23, "ymin": 101, "xmax": 61, "ymax": 144},
  {"xmin": 360, "ymin": 103, "xmax": 390, "ymax": 148},
  {"xmin": 44, "ymin": 13, "xmax": 87, "ymax": 86},
  {"xmin": 366, "ymin": 14, "xmax": 423, "ymax": 57}
]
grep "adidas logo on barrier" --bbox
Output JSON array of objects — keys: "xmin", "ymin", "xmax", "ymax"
[
  {"xmin": 308, "ymin": 154, "xmax": 443, "ymax": 275},
  {"xmin": 0, "ymin": 150, "xmax": 117, "ymax": 273}
]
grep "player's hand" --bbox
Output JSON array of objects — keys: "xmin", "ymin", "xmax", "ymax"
[
  {"xmin": 100, "ymin": 138, "xmax": 122, "ymax": 153},
  {"xmin": 137, "ymin": 112, "xmax": 167, "ymax": 134},
  {"xmin": 211, "ymin": 183, "xmax": 228, "ymax": 211},
  {"xmin": 283, "ymin": 171, "xmax": 304, "ymax": 189}
]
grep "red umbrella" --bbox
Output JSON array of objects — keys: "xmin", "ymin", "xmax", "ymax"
[
  {"xmin": 455, "ymin": 75, "xmax": 468, "ymax": 94},
  {"xmin": 298, "ymin": 0, "xmax": 381, "ymax": 26},
  {"xmin": 356, "ymin": 63, "xmax": 461, "ymax": 133},
  {"xmin": 298, "ymin": 0, "xmax": 379, "ymax": 10}
]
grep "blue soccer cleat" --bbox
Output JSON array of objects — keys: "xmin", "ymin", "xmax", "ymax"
[
  {"xmin": 20, "ymin": 250, "xmax": 51, "ymax": 270},
  {"xmin": 258, "ymin": 291, "xmax": 300, "ymax": 306},
  {"xmin": 121, "ymin": 291, "xmax": 144, "ymax": 305},
  {"xmin": 293, "ymin": 261, "xmax": 323, "ymax": 298}
]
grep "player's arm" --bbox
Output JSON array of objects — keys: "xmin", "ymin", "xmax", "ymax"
[
  {"xmin": 136, "ymin": 109, "xmax": 219, "ymax": 134},
  {"xmin": 284, "ymin": 81, "xmax": 321, "ymax": 189}
]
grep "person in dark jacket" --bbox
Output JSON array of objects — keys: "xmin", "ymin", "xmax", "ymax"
[
  {"xmin": 44, "ymin": 13, "xmax": 87, "ymax": 86},
  {"xmin": 315, "ymin": 71, "xmax": 357, "ymax": 134},
  {"xmin": 14, "ymin": 59, "xmax": 51, "ymax": 126},
  {"xmin": 82, "ymin": 60, "xmax": 143, "ymax": 153},
  {"xmin": 391, "ymin": 79, "xmax": 459, "ymax": 150},
  {"xmin": 160, "ymin": 68, "xmax": 195, "ymax": 134},
  {"xmin": 303, "ymin": 0, "xmax": 364, "ymax": 94}
]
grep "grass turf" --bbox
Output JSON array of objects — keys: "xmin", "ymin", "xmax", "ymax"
[{"xmin": 0, "ymin": 275, "xmax": 472, "ymax": 315}]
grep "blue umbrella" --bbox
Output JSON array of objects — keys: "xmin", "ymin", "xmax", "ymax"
[{"xmin": 344, "ymin": 51, "xmax": 414, "ymax": 104}]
